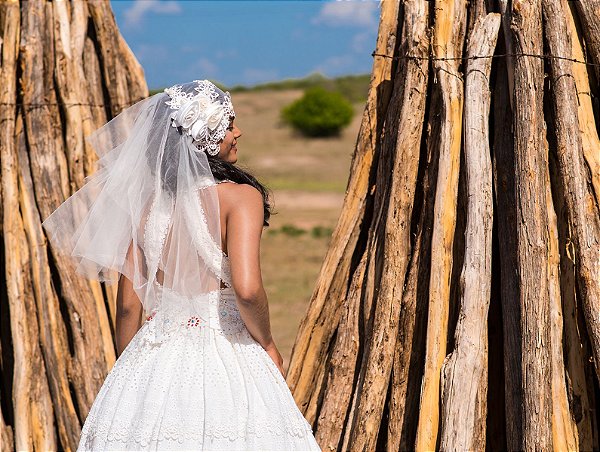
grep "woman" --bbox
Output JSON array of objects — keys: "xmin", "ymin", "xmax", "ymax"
[{"xmin": 42, "ymin": 80, "xmax": 321, "ymax": 451}]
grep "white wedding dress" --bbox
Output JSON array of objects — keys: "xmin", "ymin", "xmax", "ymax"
[{"xmin": 77, "ymin": 253, "xmax": 321, "ymax": 451}]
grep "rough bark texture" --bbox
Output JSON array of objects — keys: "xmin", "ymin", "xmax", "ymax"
[
  {"xmin": 288, "ymin": 0, "xmax": 600, "ymax": 450},
  {"xmin": 510, "ymin": 1, "xmax": 553, "ymax": 448},
  {"xmin": 415, "ymin": 0, "xmax": 466, "ymax": 449},
  {"xmin": 439, "ymin": 13, "xmax": 500, "ymax": 452},
  {"xmin": 286, "ymin": 0, "xmax": 401, "ymax": 420},
  {"xmin": 0, "ymin": 1, "xmax": 148, "ymax": 450},
  {"xmin": 343, "ymin": 2, "xmax": 430, "ymax": 451},
  {"xmin": 543, "ymin": 0, "xmax": 600, "ymax": 390}
]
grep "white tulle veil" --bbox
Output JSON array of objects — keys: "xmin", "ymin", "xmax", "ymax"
[{"xmin": 42, "ymin": 80, "xmax": 235, "ymax": 341}]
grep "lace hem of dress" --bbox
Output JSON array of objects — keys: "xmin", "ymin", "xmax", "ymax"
[{"xmin": 80, "ymin": 416, "xmax": 315, "ymax": 448}]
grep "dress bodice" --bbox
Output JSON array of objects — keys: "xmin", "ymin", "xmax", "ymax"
[{"xmin": 143, "ymin": 252, "xmax": 242, "ymax": 344}]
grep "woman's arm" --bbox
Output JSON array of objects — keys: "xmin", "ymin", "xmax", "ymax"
[
  {"xmin": 225, "ymin": 185, "xmax": 282, "ymax": 372},
  {"xmin": 115, "ymin": 242, "xmax": 143, "ymax": 356}
]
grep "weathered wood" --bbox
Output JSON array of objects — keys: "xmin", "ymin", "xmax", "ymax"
[
  {"xmin": 53, "ymin": 0, "xmax": 117, "ymax": 373},
  {"xmin": 0, "ymin": 2, "xmax": 147, "ymax": 449},
  {"xmin": 566, "ymin": 2, "xmax": 600, "ymax": 219},
  {"xmin": 287, "ymin": 0, "xmax": 600, "ymax": 450},
  {"xmin": 16, "ymin": 111, "xmax": 81, "ymax": 451},
  {"xmin": 544, "ymin": 129, "xmax": 578, "ymax": 452},
  {"xmin": 314, "ymin": 255, "xmax": 365, "ymax": 450},
  {"xmin": 550, "ymin": 39, "xmax": 595, "ymax": 443},
  {"xmin": 341, "ymin": 2, "xmax": 430, "ymax": 450},
  {"xmin": 498, "ymin": 0, "xmax": 514, "ymax": 109},
  {"xmin": 574, "ymin": 0, "xmax": 600, "ymax": 83},
  {"xmin": 439, "ymin": 13, "xmax": 500, "ymax": 452},
  {"xmin": 21, "ymin": 0, "xmax": 108, "ymax": 419},
  {"xmin": 1, "ymin": 3, "xmax": 55, "ymax": 449},
  {"xmin": 53, "ymin": 0, "xmax": 89, "ymax": 190},
  {"xmin": 287, "ymin": 0, "xmax": 401, "ymax": 416},
  {"xmin": 510, "ymin": 0, "xmax": 553, "ymax": 449},
  {"xmin": 415, "ymin": 0, "xmax": 467, "ymax": 449},
  {"xmin": 0, "ymin": 406, "xmax": 13, "ymax": 452},
  {"xmin": 543, "ymin": 0, "xmax": 600, "ymax": 386},
  {"xmin": 388, "ymin": 115, "xmax": 437, "ymax": 451},
  {"xmin": 87, "ymin": 1, "xmax": 133, "ymax": 116}
]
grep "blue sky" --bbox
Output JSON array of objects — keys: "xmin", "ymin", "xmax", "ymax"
[{"xmin": 110, "ymin": 0, "xmax": 380, "ymax": 90}]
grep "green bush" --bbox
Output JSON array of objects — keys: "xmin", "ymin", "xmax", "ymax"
[
  {"xmin": 279, "ymin": 224, "xmax": 307, "ymax": 237},
  {"xmin": 281, "ymin": 86, "xmax": 354, "ymax": 137},
  {"xmin": 311, "ymin": 225, "xmax": 333, "ymax": 238}
]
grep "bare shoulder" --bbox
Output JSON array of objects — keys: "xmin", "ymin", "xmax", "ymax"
[{"xmin": 217, "ymin": 182, "xmax": 263, "ymax": 219}]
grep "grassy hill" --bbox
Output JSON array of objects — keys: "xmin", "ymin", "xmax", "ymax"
[{"xmin": 150, "ymin": 72, "xmax": 370, "ymax": 104}]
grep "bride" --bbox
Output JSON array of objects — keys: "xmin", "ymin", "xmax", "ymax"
[{"xmin": 42, "ymin": 80, "xmax": 321, "ymax": 451}]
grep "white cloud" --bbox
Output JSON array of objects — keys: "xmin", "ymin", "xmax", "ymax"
[
  {"xmin": 194, "ymin": 57, "xmax": 219, "ymax": 77},
  {"xmin": 216, "ymin": 49, "xmax": 239, "ymax": 60},
  {"xmin": 133, "ymin": 44, "xmax": 169, "ymax": 64},
  {"xmin": 352, "ymin": 30, "xmax": 375, "ymax": 53},
  {"xmin": 312, "ymin": 54, "xmax": 356, "ymax": 75},
  {"xmin": 124, "ymin": 0, "xmax": 182, "ymax": 27},
  {"xmin": 242, "ymin": 68, "xmax": 280, "ymax": 86},
  {"xmin": 312, "ymin": 1, "xmax": 380, "ymax": 28}
]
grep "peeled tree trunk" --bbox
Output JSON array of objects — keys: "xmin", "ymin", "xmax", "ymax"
[
  {"xmin": 439, "ymin": 12, "xmax": 500, "ymax": 452},
  {"xmin": 542, "ymin": 0, "xmax": 600, "ymax": 391}
]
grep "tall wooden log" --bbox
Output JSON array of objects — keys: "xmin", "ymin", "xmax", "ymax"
[
  {"xmin": 543, "ymin": 0, "xmax": 600, "ymax": 384},
  {"xmin": 340, "ymin": 2, "xmax": 430, "ymax": 450},
  {"xmin": 1, "ymin": 4, "xmax": 55, "ymax": 450},
  {"xmin": 439, "ymin": 13, "xmax": 500, "ymax": 452},
  {"xmin": 545, "ymin": 127, "xmax": 578, "ymax": 452},
  {"xmin": 415, "ymin": 0, "xmax": 466, "ymax": 449},
  {"xmin": 510, "ymin": 0, "xmax": 553, "ymax": 448},
  {"xmin": 574, "ymin": 0, "xmax": 600, "ymax": 83},
  {"xmin": 287, "ymin": 0, "xmax": 401, "ymax": 416},
  {"xmin": 566, "ymin": 2, "xmax": 600, "ymax": 219},
  {"xmin": 553, "ymin": 14, "xmax": 597, "ymax": 441}
]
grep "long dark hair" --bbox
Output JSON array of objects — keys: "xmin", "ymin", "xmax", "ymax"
[{"xmin": 206, "ymin": 154, "xmax": 273, "ymax": 227}]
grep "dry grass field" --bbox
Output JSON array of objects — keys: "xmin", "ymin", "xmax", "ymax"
[{"xmin": 230, "ymin": 89, "xmax": 364, "ymax": 368}]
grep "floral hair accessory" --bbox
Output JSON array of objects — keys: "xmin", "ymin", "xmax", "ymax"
[{"xmin": 164, "ymin": 80, "xmax": 235, "ymax": 156}]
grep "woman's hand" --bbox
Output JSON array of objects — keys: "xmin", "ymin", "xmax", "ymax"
[{"xmin": 263, "ymin": 341, "xmax": 285, "ymax": 377}]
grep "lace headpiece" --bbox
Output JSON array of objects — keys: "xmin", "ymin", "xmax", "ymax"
[{"xmin": 164, "ymin": 80, "xmax": 236, "ymax": 156}]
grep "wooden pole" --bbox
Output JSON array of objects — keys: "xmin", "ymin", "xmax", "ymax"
[
  {"xmin": 439, "ymin": 13, "xmax": 500, "ymax": 451},
  {"xmin": 415, "ymin": 0, "xmax": 467, "ymax": 449}
]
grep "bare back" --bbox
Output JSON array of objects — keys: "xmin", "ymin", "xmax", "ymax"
[{"xmin": 215, "ymin": 181, "xmax": 265, "ymax": 297}]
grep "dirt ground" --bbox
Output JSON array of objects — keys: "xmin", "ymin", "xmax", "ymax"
[{"xmin": 230, "ymin": 89, "xmax": 362, "ymax": 368}]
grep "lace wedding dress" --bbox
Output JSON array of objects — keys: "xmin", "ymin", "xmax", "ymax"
[{"xmin": 77, "ymin": 255, "xmax": 320, "ymax": 451}]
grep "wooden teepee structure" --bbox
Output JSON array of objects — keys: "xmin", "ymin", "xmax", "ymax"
[
  {"xmin": 287, "ymin": 0, "xmax": 600, "ymax": 450},
  {"xmin": 0, "ymin": 1, "xmax": 147, "ymax": 450}
]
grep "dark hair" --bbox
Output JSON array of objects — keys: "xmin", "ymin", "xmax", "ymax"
[
  {"xmin": 146, "ymin": 85, "xmax": 273, "ymax": 227},
  {"xmin": 206, "ymin": 154, "xmax": 273, "ymax": 227},
  {"xmin": 147, "ymin": 125, "xmax": 273, "ymax": 227}
]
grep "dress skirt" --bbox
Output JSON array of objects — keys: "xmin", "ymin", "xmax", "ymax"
[{"xmin": 77, "ymin": 286, "xmax": 321, "ymax": 451}]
